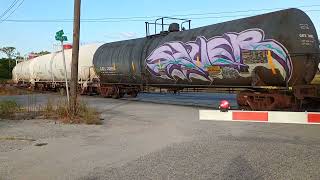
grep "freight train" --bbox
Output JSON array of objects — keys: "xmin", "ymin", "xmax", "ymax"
[{"xmin": 12, "ymin": 8, "xmax": 320, "ymax": 110}]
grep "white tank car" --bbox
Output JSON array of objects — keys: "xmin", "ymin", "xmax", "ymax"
[
  {"xmin": 13, "ymin": 44, "xmax": 102, "ymax": 84},
  {"xmin": 12, "ymin": 58, "xmax": 36, "ymax": 83}
]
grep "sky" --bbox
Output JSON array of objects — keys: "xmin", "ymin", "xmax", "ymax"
[{"xmin": 0, "ymin": 0, "xmax": 319, "ymax": 58}]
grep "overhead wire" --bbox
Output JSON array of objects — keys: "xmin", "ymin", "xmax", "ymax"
[
  {"xmin": 1, "ymin": 4, "xmax": 320, "ymax": 23},
  {"xmin": 0, "ymin": 0, "xmax": 20, "ymax": 20},
  {"xmin": 1, "ymin": 0, "xmax": 24, "ymax": 22},
  {"xmin": 189, "ymin": 9, "xmax": 320, "ymax": 20},
  {"xmin": 81, "ymin": 4, "xmax": 320, "ymax": 20}
]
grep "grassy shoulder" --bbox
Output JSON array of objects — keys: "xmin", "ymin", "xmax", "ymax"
[
  {"xmin": 43, "ymin": 99, "xmax": 102, "ymax": 125},
  {"xmin": 0, "ymin": 99, "xmax": 102, "ymax": 125},
  {"xmin": 0, "ymin": 85, "xmax": 32, "ymax": 96},
  {"xmin": 0, "ymin": 100, "xmax": 21, "ymax": 119}
]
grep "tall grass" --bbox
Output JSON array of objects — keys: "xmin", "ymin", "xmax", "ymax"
[
  {"xmin": 0, "ymin": 100, "xmax": 21, "ymax": 119},
  {"xmin": 0, "ymin": 97, "xmax": 102, "ymax": 125},
  {"xmin": 43, "ymin": 98, "xmax": 102, "ymax": 125},
  {"xmin": 0, "ymin": 86, "xmax": 31, "ymax": 96}
]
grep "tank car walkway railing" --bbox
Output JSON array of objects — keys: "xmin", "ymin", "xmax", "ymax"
[{"xmin": 145, "ymin": 17, "xmax": 191, "ymax": 37}]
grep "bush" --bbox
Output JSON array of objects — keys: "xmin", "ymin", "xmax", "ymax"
[
  {"xmin": 77, "ymin": 102, "xmax": 102, "ymax": 125},
  {"xmin": 0, "ymin": 59, "xmax": 15, "ymax": 79},
  {"xmin": 0, "ymin": 100, "xmax": 21, "ymax": 118},
  {"xmin": 52, "ymin": 100, "xmax": 102, "ymax": 125},
  {"xmin": 55, "ymin": 101, "xmax": 69, "ymax": 120}
]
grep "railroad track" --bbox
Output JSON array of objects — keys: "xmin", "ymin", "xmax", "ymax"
[{"xmin": 2, "ymin": 84, "xmax": 319, "ymax": 112}]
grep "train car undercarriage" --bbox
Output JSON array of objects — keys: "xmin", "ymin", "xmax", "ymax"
[
  {"xmin": 19, "ymin": 80, "xmax": 320, "ymax": 111},
  {"xmin": 99, "ymin": 84, "xmax": 140, "ymax": 99},
  {"xmin": 98, "ymin": 83, "xmax": 320, "ymax": 111},
  {"xmin": 237, "ymin": 85, "xmax": 320, "ymax": 111}
]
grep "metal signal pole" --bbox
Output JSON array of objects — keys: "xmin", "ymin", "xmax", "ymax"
[
  {"xmin": 70, "ymin": 0, "xmax": 81, "ymax": 114},
  {"xmin": 61, "ymin": 41, "xmax": 70, "ymax": 104}
]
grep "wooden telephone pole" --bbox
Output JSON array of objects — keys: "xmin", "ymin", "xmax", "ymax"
[{"xmin": 70, "ymin": 0, "xmax": 81, "ymax": 114}]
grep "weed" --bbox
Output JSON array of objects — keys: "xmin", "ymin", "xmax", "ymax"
[
  {"xmin": 0, "ymin": 97, "xmax": 102, "ymax": 125},
  {"xmin": 77, "ymin": 102, "xmax": 102, "ymax": 125},
  {"xmin": 43, "ymin": 98, "xmax": 55, "ymax": 118},
  {"xmin": 0, "ymin": 100, "xmax": 21, "ymax": 119},
  {"xmin": 55, "ymin": 100, "xmax": 70, "ymax": 121},
  {"xmin": 45, "ymin": 101, "xmax": 102, "ymax": 125}
]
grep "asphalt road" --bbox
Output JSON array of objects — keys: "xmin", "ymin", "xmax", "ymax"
[{"xmin": 0, "ymin": 94, "xmax": 320, "ymax": 180}]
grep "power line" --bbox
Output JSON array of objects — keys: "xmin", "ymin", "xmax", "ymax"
[
  {"xmin": 81, "ymin": 4, "xmax": 320, "ymax": 20},
  {"xmin": 1, "ymin": 5, "xmax": 320, "ymax": 23},
  {"xmin": 1, "ymin": 0, "xmax": 24, "ymax": 22},
  {"xmin": 0, "ymin": 0, "xmax": 20, "ymax": 20},
  {"xmin": 166, "ymin": 4, "xmax": 320, "ymax": 18},
  {"xmin": 80, "ymin": 9, "xmax": 320, "ymax": 23},
  {"xmin": 189, "ymin": 9, "xmax": 320, "ymax": 20},
  {"xmin": 3, "ymin": 9, "xmax": 320, "ymax": 23}
]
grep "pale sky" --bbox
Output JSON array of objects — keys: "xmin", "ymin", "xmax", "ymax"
[{"xmin": 0, "ymin": 0, "xmax": 319, "ymax": 57}]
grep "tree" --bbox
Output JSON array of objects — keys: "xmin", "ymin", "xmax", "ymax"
[
  {"xmin": 0, "ymin": 47, "xmax": 19, "ymax": 76},
  {"xmin": 32, "ymin": 51, "xmax": 50, "ymax": 56},
  {"xmin": 0, "ymin": 58, "xmax": 15, "ymax": 80},
  {"xmin": 0, "ymin": 47, "xmax": 16, "ymax": 59},
  {"xmin": 15, "ymin": 52, "xmax": 23, "ymax": 60},
  {"xmin": 37, "ymin": 51, "xmax": 50, "ymax": 56}
]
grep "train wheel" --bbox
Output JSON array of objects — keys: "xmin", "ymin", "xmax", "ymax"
[
  {"xmin": 111, "ymin": 94, "xmax": 119, "ymax": 99},
  {"xmin": 119, "ymin": 88, "xmax": 125, "ymax": 98},
  {"xmin": 111, "ymin": 86, "xmax": 120, "ymax": 99},
  {"xmin": 129, "ymin": 90, "xmax": 138, "ymax": 98}
]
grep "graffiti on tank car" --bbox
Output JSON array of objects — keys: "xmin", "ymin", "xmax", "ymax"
[
  {"xmin": 145, "ymin": 28, "xmax": 293, "ymax": 82},
  {"xmin": 207, "ymin": 66, "xmax": 221, "ymax": 74},
  {"xmin": 242, "ymin": 50, "xmax": 268, "ymax": 64}
]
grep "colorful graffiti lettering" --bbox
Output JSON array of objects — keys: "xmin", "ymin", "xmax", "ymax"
[{"xmin": 145, "ymin": 28, "xmax": 292, "ymax": 82}]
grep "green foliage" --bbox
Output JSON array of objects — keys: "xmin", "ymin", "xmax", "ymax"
[
  {"xmin": 0, "ymin": 48, "xmax": 51, "ymax": 81},
  {"xmin": 30, "ymin": 51, "xmax": 50, "ymax": 57},
  {"xmin": 0, "ymin": 58, "xmax": 15, "ymax": 80},
  {"xmin": 0, "ymin": 47, "xmax": 16, "ymax": 59},
  {"xmin": 0, "ymin": 100, "xmax": 21, "ymax": 119}
]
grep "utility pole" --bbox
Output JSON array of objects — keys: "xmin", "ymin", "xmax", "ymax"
[{"xmin": 70, "ymin": 0, "xmax": 81, "ymax": 114}]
